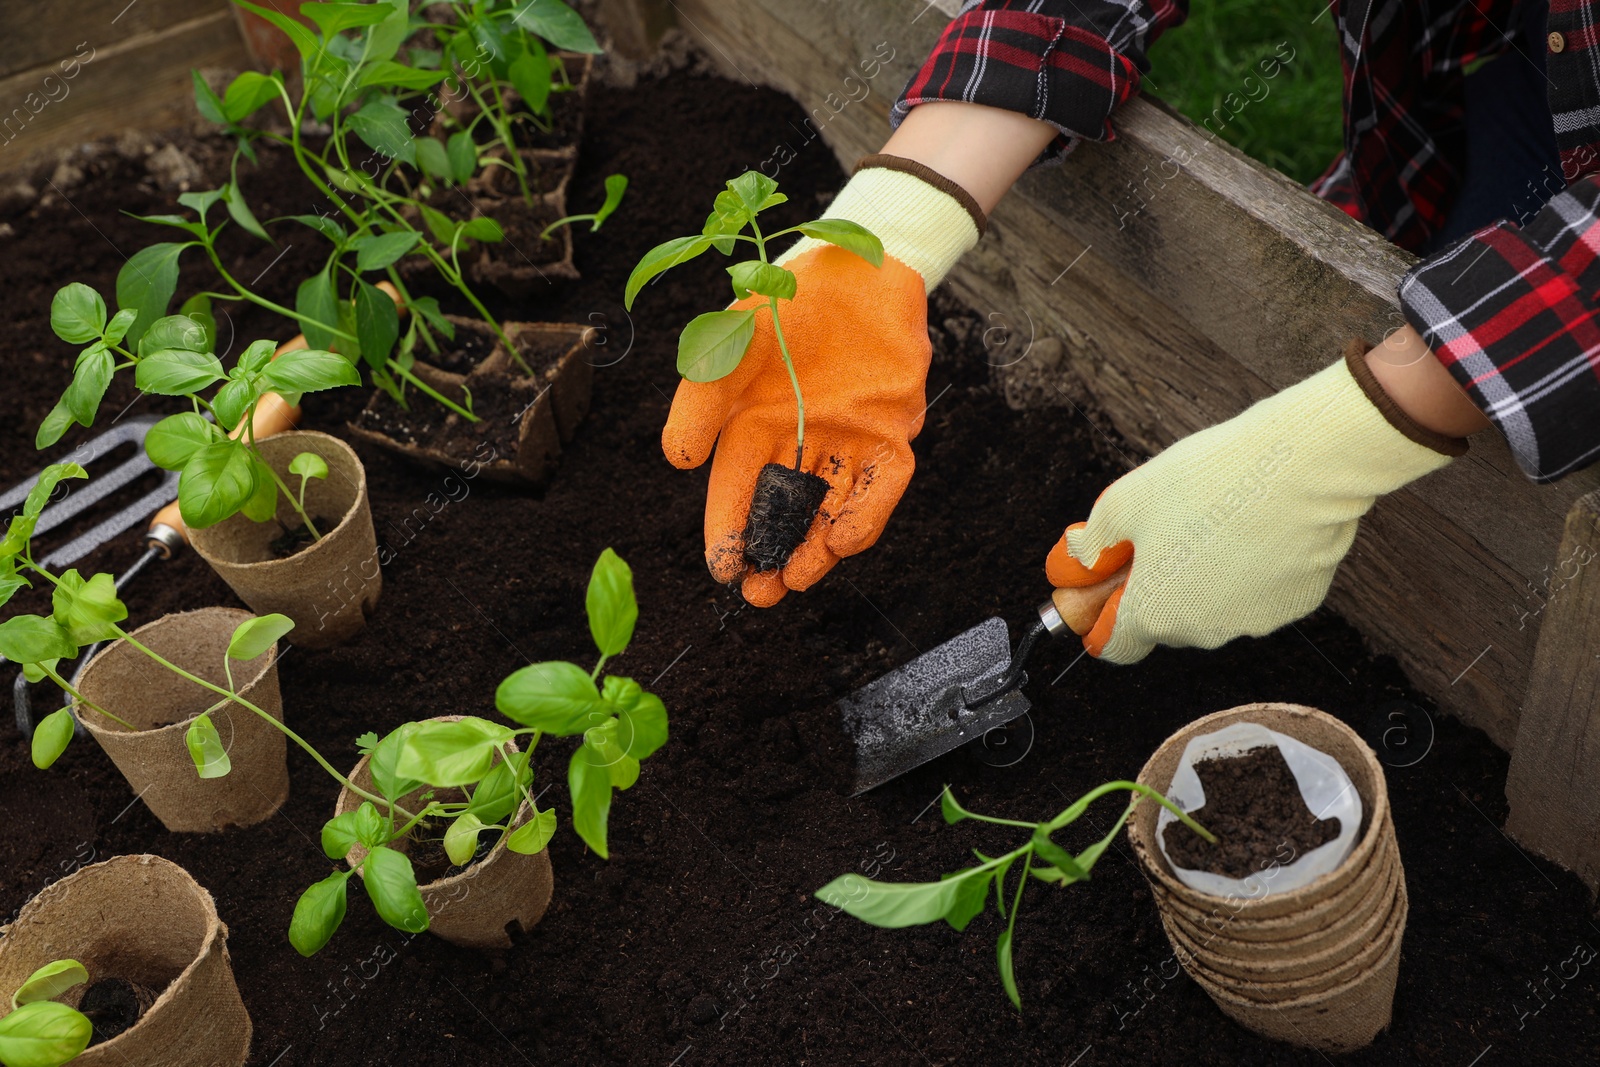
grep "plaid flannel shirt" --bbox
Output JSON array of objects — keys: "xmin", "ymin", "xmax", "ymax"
[{"xmin": 895, "ymin": 0, "xmax": 1600, "ymax": 481}]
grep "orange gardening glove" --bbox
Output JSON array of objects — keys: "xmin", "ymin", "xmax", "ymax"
[
  {"xmin": 663, "ymin": 158, "xmax": 986, "ymax": 606},
  {"xmin": 1045, "ymin": 349, "xmax": 1466, "ymax": 663}
]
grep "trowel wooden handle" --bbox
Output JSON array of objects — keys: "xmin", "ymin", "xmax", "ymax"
[
  {"xmin": 145, "ymin": 334, "xmax": 308, "ymax": 551},
  {"xmin": 1051, "ymin": 565, "xmax": 1131, "ymax": 636}
]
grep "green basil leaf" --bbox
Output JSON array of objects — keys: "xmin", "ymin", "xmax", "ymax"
[
  {"xmin": 177, "ymin": 440, "xmax": 255, "ymax": 529},
  {"xmin": 624, "ymin": 235, "xmax": 712, "ymax": 310},
  {"xmin": 49, "ymin": 283, "xmax": 106, "ymax": 344},
  {"xmin": 504, "ymin": 806, "xmax": 557, "ymax": 855},
  {"xmin": 22, "ymin": 464, "xmax": 85, "ymax": 522},
  {"xmin": 0, "ymin": 615, "xmax": 75, "ymax": 667},
  {"xmin": 289, "ymin": 452, "xmax": 328, "ymax": 482},
  {"xmin": 176, "ymin": 294, "xmax": 217, "ymax": 354},
  {"xmin": 63, "ymin": 346, "xmax": 113, "ymax": 426},
  {"xmin": 35, "ymin": 402, "xmax": 74, "ymax": 451},
  {"xmin": 616, "ymin": 689, "xmax": 667, "ymax": 760},
  {"xmin": 0, "ymin": 1000, "xmax": 92, "ymax": 1066},
  {"xmin": 727, "ymin": 260, "xmax": 796, "ymax": 301},
  {"xmin": 144, "ymin": 412, "xmax": 215, "ymax": 471},
  {"xmin": 135, "ymin": 348, "xmax": 226, "ymax": 395},
  {"xmin": 729, "ymin": 171, "xmax": 780, "ymax": 215},
  {"xmin": 185, "ymin": 713, "xmax": 232, "ymax": 779},
  {"xmin": 676, "ymin": 308, "xmax": 755, "ymax": 383},
  {"xmin": 228, "ymin": 613, "xmax": 295, "ymax": 661},
  {"xmin": 138, "ymin": 313, "xmax": 211, "ymax": 355},
  {"xmin": 288, "ymin": 870, "xmax": 352, "ymax": 957},
  {"xmin": 568, "ymin": 744, "xmax": 613, "ymax": 859},
  {"xmin": 495, "ymin": 661, "xmax": 605, "ymax": 733},
  {"xmin": 369, "ymin": 722, "xmax": 423, "ymax": 801},
  {"xmin": 466, "ymin": 755, "xmax": 527, "ymax": 825},
  {"xmin": 30, "ymin": 708, "xmax": 75, "ymax": 770},
  {"xmin": 116, "ymin": 242, "xmax": 190, "ymax": 348},
  {"xmin": 795, "ymin": 219, "xmax": 885, "ymax": 268},
  {"xmin": 362, "ymin": 846, "xmax": 429, "ymax": 932},
  {"xmin": 585, "ymin": 548, "xmax": 637, "ymax": 656},
  {"xmin": 12, "ymin": 959, "xmax": 89, "ymax": 1007},
  {"xmin": 210, "ymin": 377, "xmax": 255, "ymax": 434},
  {"xmin": 261, "ymin": 347, "xmax": 360, "ymax": 393},
  {"xmin": 51, "ymin": 569, "xmax": 127, "ymax": 645},
  {"xmin": 393, "ymin": 716, "xmax": 515, "ymax": 787},
  {"xmin": 235, "ymin": 337, "xmax": 277, "ymax": 376},
  {"xmin": 443, "ymin": 813, "xmax": 485, "ymax": 866},
  {"xmin": 239, "ymin": 454, "xmax": 279, "ymax": 524},
  {"xmin": 321, "ymin": 801, "xmax": 387, "ymax": 860}
]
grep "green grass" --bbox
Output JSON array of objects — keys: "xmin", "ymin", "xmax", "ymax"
[{"xmin": 1144, "ymin": 1, "xmax": 1344, "ymax": 185}]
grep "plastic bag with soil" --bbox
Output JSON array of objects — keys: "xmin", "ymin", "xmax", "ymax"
[{"xmin": 1155, "ymin": 722, "xmax": 1361, "ymax": 899}]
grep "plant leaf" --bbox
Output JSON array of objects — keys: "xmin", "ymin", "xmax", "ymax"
[
  {"xmin": 393, "ymin": 716, "xmax": 515, "ymax": 787},
  {"xmin": 222, "ymin": 70, "xmax": 282, "ymax": 124},
  {"xmin": 496, "ymin": 661, "xmax": 606, "ymax": 734},
  {"xmin": 63, "ymin": 346, "xmax": 113, "ymax": 426},
  {"xmin": 22, "ymin": 464, "xmax": 86, "ymax": 521},
  {"xmin": 505, "ymin": 806, "xmax": 557, "ymax": 854},
  {"xmin": 224, "ymin": 181, "xmax": 271, "ymax": 243},
  {"xmin": 362, "ymin": 846, "xmax": 429, "ymax": 932},
  {"xmin": 369, "ymin": 722, "xmax": 423, "ymax": 801},
  {"xmin": 228, "ymin": 613, "xmax": 294, "ymax": 661},
  {"xmin": 234, "ymin": 0, "xmax": 320, "ymax": 63},
  {"xmin": 676, "ymin": 309, "xmax": 755, "ymax": 383},
  {"xmin": 614, "ymin": 687, "xmax": 667, "ymax": 760},
  {"xmin": 728, "ymin": 171, "xmax": 780, "ymax": 215},
  {"xmin": 796, "ymin": 219, "xmax": 884, "ymax": 268},
  {"xmin": 507, "ymin": 50, "xmax": 552, "ymax": 114},
  {"xmin": 0, "ymin": 1000, "xmax": 92, "ymax": 1066},
  {"xmin": 941, "ymin": 787, "xmax": 977, "ymax": 825},
  {"xmin": 568, "ymin": 744, "xmax": 613, "ymax": 859},
  {"xmin": 1029, "ymin": 829, "xmax": 1087, "ymax": 882},
  {"xmin": 51, "ymin": 569, "xmax": 126, "ymax": 645},
  {"xmin": 35, "ymin": 403, "xmax": 74, "ymax": 451},
  {"xmin": 116, "ymin": 242, "xmax": 190, "ymax": 348},
  {"xmin": 354, "ymin": 280, "xmax": 399, "ymax": 370},
  {"xmin": 815, "ymin": 865, "xmax": 999, "ymax": 929},
  {"xmin": 347, "ymin": 97, "xmax": 416, "ymax": 166},
  {"xmin": 353, "ymin": 231, "xmax": 422, "ymax": 272},
  {"xmin": 444, "ymin": 813, "xmax": 485, "ymax": 866},
  {"xmin": 727, "ymin": 261, "xmax": 796, "ymax": 301},
  {"xmin": 144, "ymin": 412, "xmax": 216, "ymax": 471},
  {"xmin": 177, "ymin": 440, "xmax": 255, "ymax": 529},
  {"xmin": 446, "ymin": 131, "xmax": 476, "ymax": 185},
  {"xmin": 12, "ymin": 960, "xmax": 89, "ymax": 1008},
  {"xmin": 134, "ymin": 348, "xmax": 225, "ymax": 395},
  {"xmin": 185, "ymin": 713, "xmax": 232, "ymax": 779},
  {"xmin": 997, "ymin": 926, "xmax": 1021, "ymax": 1010},
  {"xmin": 624, "ymin": 235, "xmax": 712, "ymax": 310},
  {"xmin": 296, "ymin": 270, "xmax": 339, "ymax": 352},
  {"xmin": 459, "ymin": 216, "xmax": 503, "ymax": 243},
  {"xmin": 210, "ymin": 377, "xmax": 255, "ymax": 434},
  {"xmin": 0, "ymin": 616, "xmax": 75, "ymax": 666},
  {"xmin": 191, "ymin": 68, "xmax": 228, "ymax": 125},
  {"xmin": 30, "ymin": 708, "xmax": 75, "ymax": 770},
  {"xmin": 300, "ymin": 1, "xmax": 391, "ymax": 39},
  {"xmin": 321, "ymin": 801, "xmax": 388, "ymax": 860},
  {"xmin": 49, "ymin": 284, "xmax": 106, "ymax": 344},
  {"xmin": 289, "ymin": 452, "xmax": 329, "ymax": 482},
  {"xmin": 586, "ymin": 548, "xmax": 637, "ymax": 656},
  {"xmin": 511, "ymin": 0, "xmax": 602, "ymax": 52},
  {"xmin": 288, "ymin": 870, "xmax": 352, "ymax": 957},
  {"xmin": 177, "ymin": 294, "xmax": 217, "ymax": 354},
  {"xmin": 590, "ymin": 174, "xmax": 629, "ymax": 231},
  {"xmin": 262, "ymin": 347, "xmax": 361, "ymax": 392},
  {"xmin": 357, "ymin": 59, "xmax": 447, "ymax": 91},
  {"xmin": 138, "ymin": 314, "xmax": 211, "ymax": 355}
]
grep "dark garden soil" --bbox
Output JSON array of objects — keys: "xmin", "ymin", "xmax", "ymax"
[
  {"xmin": 79, "ymin": 977, "xmax": 155, "ymax": 1047},
  {"xmin": 0, "ymin": 64, "xmax": 1596, "ymax": 1067},
  {"xmin": 1161, "ymin": 746, "xmax": 1342, "ymax": 878}
]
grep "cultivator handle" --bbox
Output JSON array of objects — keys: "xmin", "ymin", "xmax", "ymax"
[{"xmin": 1044, "ymin": 564, "xmax": 1132, "ymax": 637}]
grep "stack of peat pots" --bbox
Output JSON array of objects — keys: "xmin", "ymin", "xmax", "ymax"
[{"xmin": 1127, "ymin": 703, "xmax": 1406, "ymax": 1052}]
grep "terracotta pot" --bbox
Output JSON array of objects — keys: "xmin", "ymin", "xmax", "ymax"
[
  {"xmin": 188, "ymin": 431, "xmax": 380, "ymax": 649},
  {"xmin": 1128, "ymin": 703, "xmax": 1406, "ymax": 1052},
  {"xmin": 0, "ymin": 855, "xmax": 251, "ymax": 1065},
  {"xmin": 349, "ymin": 319, "xmax": 596, "ymax": 487},
  {"xmin": 75, "ymin": 608, "xmax": 287, "ymax": 833},
  {"xmin": 333, "ymin": 716, "xmax": 553, "ymax": 949}
]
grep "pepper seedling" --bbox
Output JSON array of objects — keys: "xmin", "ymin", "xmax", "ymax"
[
  {"xmin": 39, "ymin": 283, "xmax": 357, "ymax": 536},
  {"xmin": 287, "ymin": 453, "xmax": 329, "ymax": 538},
  {"xmin": 289, "ymin": 548, "xmax": 670, "ymax": 955},
  {"xmin": 816, "ymin": 783, "xmax": 1216, "ymax": 1010},
  {"xmin": 624, "ymin": 171, "xmax": 884, "ymax": 570},
  {"xmin": 0, "ymin": 959, "xmax": 92, "ymax": 1067},
  {"xmin": 539, "ymin": 172, "xmax": 628, "ymax": 240}
]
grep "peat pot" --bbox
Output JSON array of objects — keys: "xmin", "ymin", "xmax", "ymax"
[
  {"xmin": 1128, "ymin": 703, "xmax": 1406, "ymax": 1052},
  {"xmin": 76, "ymin": 607, "xmax": 287, "ymax": 833},
  {"xmin": 334, "ymin": 716, "xmax": 554, "ymax": 949},
  {"xmin": 189, "ymin": 431, "xmax": 380, "ymax": 649},
  {"xmin": 0, "ymin": 855, "xmax": 251, "ymax": 1065}
]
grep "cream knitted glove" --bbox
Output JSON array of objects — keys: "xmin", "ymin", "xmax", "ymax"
[{"xmin": 1047, "ymin": 346, "xmax": 1468, "ymax": 664}]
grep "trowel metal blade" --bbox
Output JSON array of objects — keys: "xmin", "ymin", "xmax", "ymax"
[{"xmin": 839, "ymin": 616, "xmax": 1032, "ymax": 795}]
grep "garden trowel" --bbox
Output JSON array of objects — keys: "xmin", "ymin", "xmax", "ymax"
[{"xmin": 839, "ymin": 567, "xmax": 1129, "ymax": 794}]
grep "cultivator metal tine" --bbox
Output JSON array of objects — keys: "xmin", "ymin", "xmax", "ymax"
[{"xmin": 0, "ymin": 416, "xmax": 165, "ymax": 541}]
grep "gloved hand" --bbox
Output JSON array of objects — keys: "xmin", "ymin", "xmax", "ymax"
[
  {"xmin": 664, "ymin": 156, "xmax": 986, "ymax": 606},
  {"xmin": 1046, "ymin": 345, "xmax": 1468, "ymax": 663}
]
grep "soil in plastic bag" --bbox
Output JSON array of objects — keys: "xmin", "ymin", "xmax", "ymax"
[{"xmin": 1161, "ymin": 746, "xmax": 1342, "ymax": 878}]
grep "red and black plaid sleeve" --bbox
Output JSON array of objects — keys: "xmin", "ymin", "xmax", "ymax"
[
  {"xmin": 891, "ymin": 0, "xmax": 1189, "ymax": 160},
  {"xmin": 1399, "ymin": 175, "xmax": 1600, "ymax": 482}
]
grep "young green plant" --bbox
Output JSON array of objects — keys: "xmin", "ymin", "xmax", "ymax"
[
  {"xmin": 815, "ymin": 783, "xmax": 1216, "ymax": 1010},
  {"xmin": 0, "ymin": 960, "xmax": 92, "ymax": 1067},
  {"xmin": 540, "ymin": 172, "xmax": 628, "ymax": 240},
  {"xmin": 288, "ymin": 548, "xmax": 670, "ymax": 955},
  {"xmin": 624, "ymin": 171, "xmax": 884, "ymax": 570},
  {"xmin": 40, "ymin": 282, "xmax": 357, "ymax": 536}
]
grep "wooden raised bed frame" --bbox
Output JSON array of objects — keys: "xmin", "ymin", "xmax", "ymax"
[{"xmin": 598, "ymin": 0, "xmax": 1600, "ymax": 893}]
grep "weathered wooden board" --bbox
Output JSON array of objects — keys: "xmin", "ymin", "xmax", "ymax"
[
  {"xmin": 650, "ymin": 0, "xmax": 1600, "ymax": 749},
  {"xmin": 0, "ymin": 4, "xmax": 246, "ymax": 174},
  {"xmin": 1504, "ymin": 491, "xmax": 1600, "ymax": 894}
]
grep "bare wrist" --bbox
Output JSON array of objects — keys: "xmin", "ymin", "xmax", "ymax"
[
  {"xmin": 1364, "ymin": 326, "xmax": 1490, "ymax": 439},
  {"xmin": 881, "ymin": 101, "xmax": 1056, "ymax": 215}
]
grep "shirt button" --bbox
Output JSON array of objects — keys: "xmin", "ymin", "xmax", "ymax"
[{"xmin": 1549, "ymin": 31, "xmax": 1566, "ymax": 53}]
